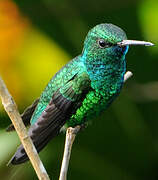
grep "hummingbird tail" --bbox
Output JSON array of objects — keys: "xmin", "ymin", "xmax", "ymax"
[
  {"xmin": 9, "ymin": 127, "xmax": 61, "ymax": 165},
  {"xmin": 8, "ymin": 145, "xmax": 29, "ymax": 165}
]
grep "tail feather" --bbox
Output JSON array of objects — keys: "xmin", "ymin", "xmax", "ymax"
[{"xmin": 9, "ymin": 127, "xmax": 61, "ymax": 165}]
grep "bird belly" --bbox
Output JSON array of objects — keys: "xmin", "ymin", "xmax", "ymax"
[{"xmin": 67, "ymin": 88, "xmax": 120, "ymax": 127}]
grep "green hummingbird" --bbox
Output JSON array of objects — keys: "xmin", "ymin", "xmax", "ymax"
[{"xmin": 7, "ymin": 23, "xmax": 153, "ymax": 164}]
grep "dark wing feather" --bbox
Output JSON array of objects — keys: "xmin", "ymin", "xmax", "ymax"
[
  {"xmin": 10, "ymin": 72, "xmax": 91, "ymax": 164},
  {"xmin": 6, "ymin": 99, "xmax": 39, "ymax": 132},
  {"xmin": 9, "ymin": 93, "xmax": 72, "ymax": 164}
]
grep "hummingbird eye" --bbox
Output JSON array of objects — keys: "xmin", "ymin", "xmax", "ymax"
[{"xmin": 98, "ymin": 39, "xmax": 113, "ymax": 48}]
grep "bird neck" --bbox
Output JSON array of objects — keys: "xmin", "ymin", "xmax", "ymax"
[{"xmin": 81, "ymin": 50, "xmax": 126, "ymax": 92}]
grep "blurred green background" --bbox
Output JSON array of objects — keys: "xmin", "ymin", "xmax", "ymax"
[{"xmin": 0, "ymin": 0, "xmax": 158, "ymax": 179}]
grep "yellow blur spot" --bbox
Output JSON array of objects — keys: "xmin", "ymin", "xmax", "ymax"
[
  {"xmin": 139, "ymin": 0, "xmax": 158, "ymax": 53},
  {"xmin": 16, "ymin": 28, "xmax": 70, "ymax": 105}
]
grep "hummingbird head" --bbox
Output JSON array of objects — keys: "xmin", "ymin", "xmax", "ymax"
[
  {"xmin": 82, "ymin": 23, "xmax": 154, "ymax": 61},
  {"xmin": 82, "ymin": 23, "xmax": 153, "ymax": 90}
]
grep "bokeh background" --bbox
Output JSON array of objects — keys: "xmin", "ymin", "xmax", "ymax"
[{"xmin": 0, "ymin": 0, "xmax": 158, "ymax": 179}]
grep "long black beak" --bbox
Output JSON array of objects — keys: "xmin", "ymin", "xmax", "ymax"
[{"xmin": 117, "ymin": 40, "xmax": 154, "ymax": 47}]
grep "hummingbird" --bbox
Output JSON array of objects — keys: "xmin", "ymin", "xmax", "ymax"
[{"xmin": 7, "ymin": 23, "xmax": 153, "ymax": 165}]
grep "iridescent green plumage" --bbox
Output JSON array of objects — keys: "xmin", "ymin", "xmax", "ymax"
[
  {"xmin": 31, "ymin": 24, "xmax": 127, "ymax": 127},
  {"xmin": 8, "ymin": 23, "xmax": 153, "ymax": 164}
]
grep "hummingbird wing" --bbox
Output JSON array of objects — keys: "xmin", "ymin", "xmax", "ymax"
[
  {"xmin": 10, "ymin": 72, "xmax": 91, "ymax": 164},
  {"xmin": 6, "ymin": 99, "xmax": 39, "ymax": 132}
]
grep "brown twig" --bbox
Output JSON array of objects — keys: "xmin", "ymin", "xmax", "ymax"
[
  {"xmin": 0, "ymin": 77, "xmax": 50, "ymax": 180},
  {"xmin": 59, "ymin": 126, "xmax": 81, "ymax": 180},
  {"xmin": 59, "ymin": 71, "xmax": 133, "ymax": 180}
]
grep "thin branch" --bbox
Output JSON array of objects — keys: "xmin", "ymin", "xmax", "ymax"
[
  {"xmin": 59, "ymin": 70, "xmax": 133, "ymax": 180},
  {"xmin": 59, "ymin": 126, "xmax": 81, "ymax": 180},
  {"xmin": 0, "ymin": 77, "xmax": 50, "ymax": 180}
]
